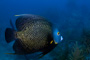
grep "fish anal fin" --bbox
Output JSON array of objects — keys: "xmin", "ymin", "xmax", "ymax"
[
  {"xmin": 5, "ymin": 53, "xmax": 22, "ymax": 55},
  {"xmin": 5, "ymin": 53, "xmax": 16, "ymax": 55}
]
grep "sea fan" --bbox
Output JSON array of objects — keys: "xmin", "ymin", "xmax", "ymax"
[{"xmin": 68, "ymin": 41, "xmax": 85, "ymax": 60}]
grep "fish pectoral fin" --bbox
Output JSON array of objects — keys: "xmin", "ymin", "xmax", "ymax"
[
  {"xmin": 36, "ymin": 53, "xmax": 45, "ymax": 58},
  {"xmin": 38, "ymin": 54, "xmax": 45, "ymax": 58}
]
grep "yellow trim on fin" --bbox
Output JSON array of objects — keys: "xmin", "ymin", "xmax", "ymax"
[
  {"xmin": 55, "ymin": 42, "xmax": 58, "ymax": 44},
  {"xmin": 14, "ymin": 15, "xmax": 21, "ymax": 16},
  {"xmin": 50, "ymin": 40, "xmax": 53, "ymax": 44},
  {"xmin": 54, "ymin": 40, "xmax": 58, "ymax": 44}
]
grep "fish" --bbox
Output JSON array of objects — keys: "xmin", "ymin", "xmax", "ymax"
[{"xmin": 5, "ymin": 14, "xmax": 63, "ymax": 57}]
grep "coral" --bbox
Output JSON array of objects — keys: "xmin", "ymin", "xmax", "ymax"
[
  {"xmin": 68, "ymin": 41, "xmax": 85, "ymax": 60},
  {"xmin": 0, "ymin": 28, "xmax": 2, "ymax": 36},
  {"xmin": 81, "ymin": 29, "xmax": 90, "ymax": 54}
]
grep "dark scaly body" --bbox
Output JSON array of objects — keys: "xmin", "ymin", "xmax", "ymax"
[{"xmin": 13, "ymin": 15, "xmax": 55, "ymax": 54}]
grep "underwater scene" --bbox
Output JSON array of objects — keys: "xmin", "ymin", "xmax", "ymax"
[{"xmin": 0, "ymin": 0, "xmax": 90, "ymax": 60}]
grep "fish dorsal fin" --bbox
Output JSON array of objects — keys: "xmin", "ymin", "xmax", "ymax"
[{"xmin": 10, "ymin": 19, "xmax": 15, "ymax": 30}]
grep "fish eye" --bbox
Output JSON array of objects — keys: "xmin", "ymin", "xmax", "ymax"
[{"xmin": 57, "ymin": 32, "xmax": 60, "ymax": 35}]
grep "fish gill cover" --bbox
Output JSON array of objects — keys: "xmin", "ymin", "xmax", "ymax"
[{"xmin": 0, "ymin": 0, "xmax": 90, "ymax": 60}]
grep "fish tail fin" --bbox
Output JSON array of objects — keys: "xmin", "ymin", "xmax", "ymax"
[{"xmin": 5, "ymin": 28, "xmax": 15, "ymax": 43}]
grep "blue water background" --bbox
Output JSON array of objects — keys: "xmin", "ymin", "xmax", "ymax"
[{"xmin": 0, "ymin": 0, "xmax": 90, "ymax": 60}]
